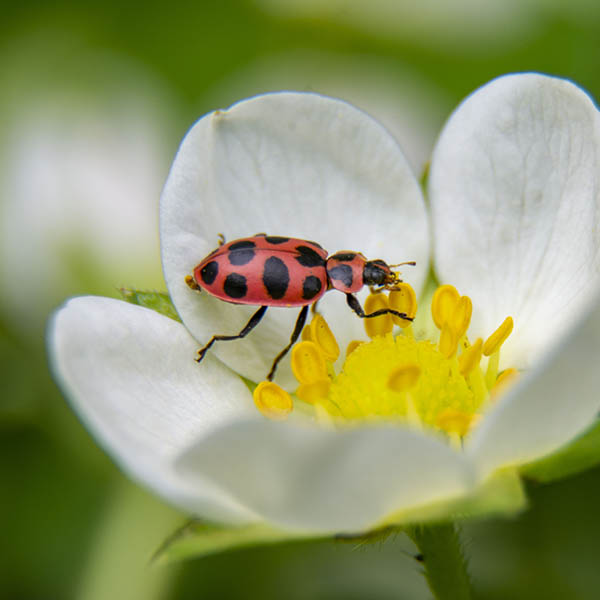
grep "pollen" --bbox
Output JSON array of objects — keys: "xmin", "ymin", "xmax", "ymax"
[
  {"xmin": 257, "ymin": 283, "xmax": 516, "ymax": 441},
  {"xmin": 327, "ymin": 333, "xmax": 477, "ymax": 427}
]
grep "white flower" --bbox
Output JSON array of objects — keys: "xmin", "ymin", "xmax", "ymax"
[{"xmin": 49, "ymin": 74, "xmax": 600, "ymax": 534}]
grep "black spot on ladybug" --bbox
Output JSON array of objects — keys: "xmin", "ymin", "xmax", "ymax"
[
  {"xmin": 265, "ymin": 236, "xmax": 289, "ymax": 244},
  {"xmin": 332, "ymin": 252, "xmax": 356, "ymax": 262},
  {"xmin": 307, "ymin": 240, "xmax": 323, "ymax": 250},
  {"xmin": 295, "ymin": 245, "xmax": 326, "ymax": 268},
  {"xmin": 228, "ymin": 247, "xmax": 255, "ymax": 266},
  {"xmin": 329, "ymin": 264, "xmax": 353, "ymax": 288},
  {"xmin": 263, "ymin": 256, "xmax": 290, "ymax": 299},
  {"xmin": 302, "ymin": 275, "xmax": 322, "ymax": 300},
  {"xmin": 229, "ymin": 240, "xmax": 256, "ymax": 251},
  {"xmin": 200, "ymin": 261, "xmax": 219, "ymax": 285},
  {"xmin": 223, "ymin": 273, "xmax": 247, "ymax": 299}
]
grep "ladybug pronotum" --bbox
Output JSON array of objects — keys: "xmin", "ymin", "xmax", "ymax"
[{"xmin": 185, "ymin": 233, "xmax": 415, "ymax": 381}]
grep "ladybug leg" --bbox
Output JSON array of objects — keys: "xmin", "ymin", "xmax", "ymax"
[
  {"xmin": 217, "ymin": 233, "xmax": 226, "ymax": 246},
  {"xmin": 196, "ymin": 306, "xmax": 268, "ymax": 363},
  {"xmin": 345, "ymin": 293, "xmax": 413, "ymax": 323},
  {"xmin": 185, "ymin": 275, "xmax": 201, "ymax": 291},
  {"xmin": 266, "ymin": 305, "xmax": 309, "ymax": 381}
]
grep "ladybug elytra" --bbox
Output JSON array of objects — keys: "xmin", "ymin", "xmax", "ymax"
[{"xmin": 186, "ymin": 233, "xmax": 415, "ymax": 381}]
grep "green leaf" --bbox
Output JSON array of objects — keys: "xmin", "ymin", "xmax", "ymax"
[
  {"xmin": 119, "ymin": 288, "xmax": 181, "ymax": 322},
  {"xmin": 521, "ymin": 418, "xmax": 600, "ymax": 483},
  {"xmin": 152, "ymin": 520, "xmax": 318, "ymax": 564}
]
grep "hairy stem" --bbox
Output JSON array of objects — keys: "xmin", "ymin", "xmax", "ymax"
[{"xmin": 406, "ymin": 522, "xmax": 472, "ymax": 600}]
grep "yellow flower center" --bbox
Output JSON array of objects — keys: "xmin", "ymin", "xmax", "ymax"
[{"xmin": 253, "ymin": 282, "xmax": 516, "ymax": 443}]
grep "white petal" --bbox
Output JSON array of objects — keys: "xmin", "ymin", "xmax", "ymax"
[
  {"xmin": 160, "ymin": 92, "xmax": 429, "ymax": 388},
  {"xmin": 175, "ymin": 419, "xmax": 475, "ymax": 533},
  {"xmin": 48, "ymin": 296, "xmax": 258, "ymax": 523},
  {"xmin": 467, "ymin": 291, "xmax": 600, "ymax": 475},
  {"xmin": 430, "ymin": 73, "xmax": 600, "ymax": 369},
  {"xmin": 203, "ymin": 51, "xmax": 449, "ymax": 175}
]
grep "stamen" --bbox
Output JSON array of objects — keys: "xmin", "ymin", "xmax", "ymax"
[
  {"xmin": 483, "ymin": 317, "xmax": 514, "ymax": 389},
  {"xmin": 389, "ymin": 283, "xmax": 417, "ymax": 327},
  {"xmin": 301, "ymin": 323, "xmax": 313, "ymax": 342},
  {"xmin": 291, "ymin": 341, "xmax": 328, "ymax": 384},
  {"xmin": 491, "ymin": 368, "xmax": 519, "ymax": 399},
  {"xmin": 450, "ymin": 296, "xmax": 473, "ymax": 339},
  {"xmin": 483, "ymin": 316, "xmax": 514, "ymax": 356},
  {"xmin": 439, "ymin": 322, "xmax": 458, "ymax": 358},
  {"xmin": 297, "ymin": 380, "xmax": 331, "ymax": 405},
  {"xmin": 458, "ymin": 338, "xmax": 483, "ymax": 376},
  {"xmin": 364, "ymin": 293, "xmax": 393, "ymax": 338},
  {"xmin": 436, "ymin": 409, "xmax": 479, "ymax": 438},
  {"xmin": 309, "ymin": 314, "xmax": 340, "ymax": 361},
  {"xmin": 431, "ymin": 285, "xmax": 460, "ymax": 330},
  {"xmin": 253, "ymin": 381, "xmax": 293, "ymax": 420},
  {"xmin": 346, "ymin": 340, "xmax": 364, "ymax": 357},
  {"xmin": 281, "ymin": 283, "xmax": 518, "ymax": 445}
]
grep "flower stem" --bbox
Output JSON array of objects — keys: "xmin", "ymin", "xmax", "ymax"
[{"xmin": 406, "ymin": 522, "xmax": 472, "ymax": 600}]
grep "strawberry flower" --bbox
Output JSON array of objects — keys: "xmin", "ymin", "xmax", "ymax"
[{"xmin": 49, "ymin": 73, "xmax": 600, "ymax": 535}]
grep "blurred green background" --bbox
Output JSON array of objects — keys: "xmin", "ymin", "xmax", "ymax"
[{"xmin": 2, "ymin": 1, "xmax": 600, "ymax": 598}]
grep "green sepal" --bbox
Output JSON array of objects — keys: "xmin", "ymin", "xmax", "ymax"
[
  {"xmin": 521, "ymin": 418, "xmax": 600, "ymax": 483},
  {"xmin": 119, "ymin": 288, "xmax": 181, "ymax": 322},
  {"xmin": 379, "ymin": 468, "xmax": 526, "ymax": 528},
  {"xmin": 152, "ymin": 520, "xmax": 318, "ymax": 564},
  {"xmin": 420, "ymin": 160, "xmax": 430, "ymax": 191},
  {"xmin": 153, "ymin": 471, "xmax": 525, "ymax": 564}
]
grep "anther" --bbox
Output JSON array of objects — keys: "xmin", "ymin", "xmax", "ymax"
[
  {"xmin": 389, "ymin": 283, "xmax": 417, "ymax": 328},
  {"xmin": 450, "ymin": 296, "xmax": 473, "ymax": 339},
  {"xmin": 364, "ymin": 293, "xmax": 393, "ymax": 338},
  {"xmin": 346, "ymin": 340, "xmax": 364, "ymax": 357},
  {"xmin": 291, "ymin": 341, "xmax": 328, "ymax": 384},
  {"xmin": 297, "ymin": 380, "xmax": 331, "ymax": 405},
  {"xmin": 483, "ymin": 317, "xmax": 514, "ymax": 356},
  {"xmin": 436, "ymin": 409, "xmax": 479, "ymax": 438},
  {"xmin": 491, "ymin": 368, "xmax": 519, "ymax": 398},
  {"xmin": 253, "ymin": 381, "xmax": 293, "ymax": 420},
  {"xmin": 431, "ymin": 285, "xmax": 460, "ymax": 329},
  {"xmin": 309, "ymin": 314, "xmax": 340, "ymax": 362},
  {"xmin": 301, "ymin": 323, "xmax": 313, "ymax": 342}
]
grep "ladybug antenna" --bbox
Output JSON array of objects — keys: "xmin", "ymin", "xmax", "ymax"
[{"xmin": 389, "ymin": 261, "xmax": 416, "ymax": 268}]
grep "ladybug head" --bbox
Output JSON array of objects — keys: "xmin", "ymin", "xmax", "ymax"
[
  {"xmin": 362, "ymin": 259, "xmax": 396, "ymax": 287},
  {"xmin": 362, "ymin": 258, "xmax": 416, "ymax": 289}
]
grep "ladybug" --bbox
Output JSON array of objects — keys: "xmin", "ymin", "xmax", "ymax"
[{"xmin": 186, "ymin": 233, "xmax": 415, "ymax": 381}]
